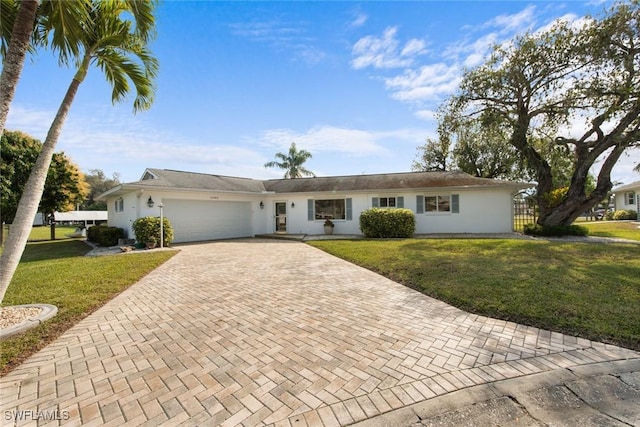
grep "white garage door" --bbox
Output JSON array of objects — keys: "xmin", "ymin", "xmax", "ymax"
[{"xmin": 163, "ymin": 199, "xmax": 252, "ymax": 243}]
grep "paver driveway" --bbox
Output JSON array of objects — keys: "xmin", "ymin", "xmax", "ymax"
[{"xmin": 1, "ymin": 239, "xmax": 638, "ymax": 426}]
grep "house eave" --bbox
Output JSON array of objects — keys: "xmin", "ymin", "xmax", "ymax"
[{"xmin": 96, "ymin": 183, "xmax": 265, "ymax": 200}]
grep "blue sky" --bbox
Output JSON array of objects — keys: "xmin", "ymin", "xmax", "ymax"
[{"xmin": 6, "ymin": 0, "xmax": 639, "ymax": 185}]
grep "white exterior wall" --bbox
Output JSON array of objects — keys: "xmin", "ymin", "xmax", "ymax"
[
  {"xmin": 106, "ymin": 191, "xmax": 139, "ymax": 239},
  {"xmin": 106, "ymin": 186, "xmax": 517, "ymax": 242},
  {"xmin": 412, "ymin": 189, "xmax": 514, "ymax": 233},
  {"xmin": 262, "ymin": 188, "xmax": 515, "ymax": 235},
  {"xmin": 614, "ymin": 191, "xmax": 638, "ymax": 212},
  {"xmin": 107, "ymin": 190, "xmax": 266, "ymax": 241}
]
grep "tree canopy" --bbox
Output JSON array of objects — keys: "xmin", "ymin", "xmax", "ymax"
[
  {"xmin": 443, "ymin": 1, "xmax": 640, "ymax": 227},
  {"xmin": 1, "ymin": 130, "xmax": 88, "ymax": 223},
  {"xmin": 81, "ymin": 169, "xmax": 121, "ymax": 210},
  {"xmin": 264, "ymin": 142, "xmax": 316, "ymax": 179}
]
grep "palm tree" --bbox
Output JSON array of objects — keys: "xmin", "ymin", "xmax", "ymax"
[
  {"xmin": 0, "ymin": 0, "xmax": 91, "ymax": 137},
  {"xmin": 0, "ymin": 0, "xmax": 38, "ymax": 137},
  {"xmin": 264, "ymin": 142, "xmax": 316, "ymax": 179},
  {"xmin": 0, "ymin": 0, "xmax": 159, "ymax": 303}
]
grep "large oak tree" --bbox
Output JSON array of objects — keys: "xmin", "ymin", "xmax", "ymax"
[{"xmin": 447, "ymin": 1, "xmax": 640, "ymax": 227}]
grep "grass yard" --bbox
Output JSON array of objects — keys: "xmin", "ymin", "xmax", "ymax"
[
  {"xmin": 579, "ymin": 221, "xmax": 640, "ymax": 241},
  {"xmin": 309, "ymin": 238, "xmax": 640, "ymax": 351},
  {"xmin": 0, "ymin": 240, "xmax": 176, "ymax": 375},
  {"xmin": 2, "ymin": 225, "xmax": 80, "ymax": 242},
  {"xmin": 28, "ymin": 225, "xmax": 79, "ymax": 241}
]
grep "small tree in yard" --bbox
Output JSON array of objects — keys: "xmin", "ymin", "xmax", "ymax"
[{"xmin": 132, "ymin": 216, "xmax": 174, "ymax": 248}]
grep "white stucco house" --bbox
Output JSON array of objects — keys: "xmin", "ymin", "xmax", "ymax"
[
  {"xmin": 613, "ymin": 181, "xmax": 640, "ymax": 215},
  {"xmin": 97, "ymin": 168, "xmax": 531, "ymax": 243}
]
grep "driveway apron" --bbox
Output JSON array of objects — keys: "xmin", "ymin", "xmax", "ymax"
[{"xmin": 1, "ymin": 239, "xmax": 638, "ymax": 426}]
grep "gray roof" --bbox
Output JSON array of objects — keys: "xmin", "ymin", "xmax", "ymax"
[
  {"xmin": 264, "ymin": 170, "xmax": 525, "ymax": 193},
  {"xmin": 132, "ymin": 169, "xmax": 266, "ymax": 193},
  {"xmin": 98, "ymin": 168, "xmax": 530, "ymax": 199},
  {"xmin": 613, "ymin": 180, "xmax": 640, "ymax": 192}
]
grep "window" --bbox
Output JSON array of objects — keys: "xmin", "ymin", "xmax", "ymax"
[
  {"xmin": 380, "ymin": 197, "xmax": 396, "ymax": 208},
  {"xmin": 626, "ymin": 192, "xmax": 635, "ymax": 205},
  {"xmin": 315, "ymin": 199, "xmax": 345, "ymax": 220},
  {"xmin": 115, "ymin": 198, "xmax": 124, "ymax": 213},
  {"xmin": 425, "ymin": 195, "xmax": 450, "ymax": 212},
  {"xmin": 372, "ymin": 196, "xmax": 404, "ymax": 208},
  {"xmin": 417, "ymin": 194, "xmax": 459, "ymax": 214}
]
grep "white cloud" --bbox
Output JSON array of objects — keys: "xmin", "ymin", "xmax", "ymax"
[
  {"xmin": 229, "ymin": 21, "xmax": 302, "ymax": 42},
  {"xmin": 257, "ymin": 126, "xmax": 388, "ymax": 155},
  {"xmin": 350, "ymin": 11, "xmax": 368, "ymax": 28},
  {"xmin": 4, "ymin": 105, "xmax": 54, "ymax": 137},
  {"xmin": 255, "ymin": 125, "xmax": 429, "ymax": 157},
  {"xmin": 350, "ymin": 27, "xmax": 427, "ymax": 70},
  {"xmin": 401, "ymin": 39, "xmax": 427, "ymax": 57},
  {"xmin": 6, "ymin": 104, "xmax": 266, "ymax": 182},
  {"xmin": 482, "ymin": 5, "xmax": 537, "ymax": 34},
  {"xmin": 385, "ymin": 63, "xmax": 461, "ymax": 103},
  {"xmin": 414, "ymin": 109, "xmax": 437, "ymax": 122},
  {"xmin": 229, "ymin": 20, "xmax": 325, "ymax": 66}
]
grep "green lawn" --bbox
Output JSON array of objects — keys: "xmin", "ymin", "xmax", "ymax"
[
  {"xmin": 309, "ymin": 238, "xmax": 640, "ymax": 351},
  {"xmin": 579, "ymin": 221, "xmax": 640, "ymax": 241},
  {"xmin": 0, "ymin": 240, "xmax": 176, "ymax": 374},
  {"xmin": 1, "ymin": 225, "xmax": 80, "ymax": 242}
]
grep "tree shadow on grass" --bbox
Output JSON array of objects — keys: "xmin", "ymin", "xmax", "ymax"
[{"xmin": 19, "ymin": 240, "xmax": 90, "ymax": 263}]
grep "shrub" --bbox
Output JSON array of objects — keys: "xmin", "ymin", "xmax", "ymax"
[
  {"xmin": 87, "ymin": 225, "xmax": 125, "ymax": 246},
  {"xmin": 132, "ymin": 216, "xmax": 174, "ymax": 247},
  {"xmin": 612, "ymin": 209, "xmax": 637, "ymax": 220},
  {"xmin": 359, "ymin": 208, "xmax": 415, "ymax": 238},
  {"xmin": 523, "ymin": 223, "xmax": 589, "ymax": 237}
]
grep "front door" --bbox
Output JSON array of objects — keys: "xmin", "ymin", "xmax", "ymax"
[{"xmin": 275, "ymin": 202, "xmax": 287, "ymax": 233}]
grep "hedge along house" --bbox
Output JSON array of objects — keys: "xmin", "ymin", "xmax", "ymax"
[{"xmin": 97, "ymin": 168, "xmax": 532, "ymax": 243}]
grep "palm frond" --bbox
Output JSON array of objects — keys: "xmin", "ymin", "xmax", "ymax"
[
  {"xmin": 0, "ymin": 0, "xmax": 19, "ymax": 57},
  {"xmin": 37, "ymin": 0, "xmax": 93, "ymax": 65}
]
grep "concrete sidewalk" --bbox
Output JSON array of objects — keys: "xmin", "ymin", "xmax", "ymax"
[
  {"xmin": 1, "ymin": 239, "xmax": 638, "ymax": 426},
  {"xmin": 355, "ymin": 359, "xmax": 640, "ymax": 426}
]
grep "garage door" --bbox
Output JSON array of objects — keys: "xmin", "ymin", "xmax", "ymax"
[{"xmin": 163, "ymin": 199, "xmax": 252, "ymax": 243}]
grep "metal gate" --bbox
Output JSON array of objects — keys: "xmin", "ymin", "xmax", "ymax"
[{"xmin": 513, "ymin": 191, "xmax": 537, "ymax": 231}]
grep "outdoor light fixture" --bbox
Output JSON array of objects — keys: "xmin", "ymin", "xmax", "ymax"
[
  {"xmin": 260, "ymin": 201, "xmax": 264, "ymax": 209},
  {"xmin": 291, "ymin": 202, "xmax": 295, "ymax": 208},
  {"xmin": 147, "ymin": 196, "xmax": 154, "ymax": 208}
]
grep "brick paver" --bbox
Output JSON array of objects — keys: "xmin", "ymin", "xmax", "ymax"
[{"xmin": 1, "ymin": 239, "xmax": 638, "ymax": 426}]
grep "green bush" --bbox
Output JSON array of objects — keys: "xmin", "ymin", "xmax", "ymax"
[
  {"xmin": 87, "ymin": 225, "xmax": 125, "ymax": 246},
  {"xmin": 359, "ymin": 208, "xmax": 415, "ymax": 238},
  {"xmin": 611, "ymin": 209, "xmax": 638, "ymax": 220},
  {"xmin": 523, "ymin": 223, "xmax": 589, "ymax": 237},
  {"xmin": 132, "ymin": 216, "xmax": 174, "ymax": 247}
]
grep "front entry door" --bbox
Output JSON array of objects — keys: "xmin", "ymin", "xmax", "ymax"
[{"xmin": 275, "ymin": 202, "xmax": 287, "ymax": 233}]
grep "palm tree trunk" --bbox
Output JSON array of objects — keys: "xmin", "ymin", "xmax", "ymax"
[
  {"xmin": 0, "ymin": 62, "xmax": 85, "ymax": 303},
  {"xmin": 0, "ymin": 0, "xmax": 39, "ymax": 136}
]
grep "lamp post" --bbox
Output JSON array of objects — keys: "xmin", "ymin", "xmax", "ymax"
[{"xmin": 158, "ymin": 202, "xmax": 164, "ymax": 248}]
